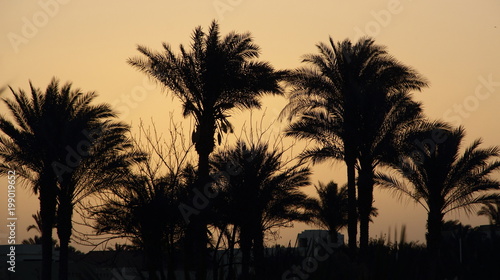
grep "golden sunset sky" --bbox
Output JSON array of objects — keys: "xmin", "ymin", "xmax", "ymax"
[{"xmin": 1, "ymin": 0, "xmax": 500, "ymax": 250}]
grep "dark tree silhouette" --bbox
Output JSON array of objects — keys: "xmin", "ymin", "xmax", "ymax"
[
  {"xmin": 310, "ymin": 181, "xmax": 349, "ymax": 243},
  {"xmin": 477, "ymin": 199, "xmax": 500, "ymax": 226},
  {"xmin": 310, "ymin": 181, "xmax": 378, "ymax": 244},
  {"xmin": 90, "ymin": 120, "xmax": 194, "ymax": 280},
  {"xmin": 282, "ymin": 37, "xmax": 427, "ymax": 251},
  {"xmin": 21, "ymin": 211, "xmax": 57, "ymax": 246},
  {"xmin": 211, "ymin": 141, "xmax": 313, "ymax": 279},
  {"xmin": 55, "ymin": 109, "xmax": 140, "ymax": 280},
  {"xmin": 128, "ymin": 20, "xmax": 284, "ymax": 280},
  {"xmin": 377, "ymin": 125, "xmax": 500, "ymax": 277},
  {"xmin": 0, "ymin": 79, "xmax": 131, "ymax": 280},
  {"xmin": 92, "ymin": 168, "xmax": 193, "ymax": 280}
]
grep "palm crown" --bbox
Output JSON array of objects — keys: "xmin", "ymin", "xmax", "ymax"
[{"xmin": 128, "ymin": 21, "xmax": 284, "ymax": 150}]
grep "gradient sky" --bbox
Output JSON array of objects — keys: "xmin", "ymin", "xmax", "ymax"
[{"xmin": 1, "ymin": 0, "xmax": 500, "ymax": 251}]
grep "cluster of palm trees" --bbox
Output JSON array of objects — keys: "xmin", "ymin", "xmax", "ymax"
[
  {"xmin": 1, "ymin": 20, "xmax": 500, "ymax": 280},
  {"xmin": 0, "ymin": 80, "xmax": 142, "ymax": 280}
]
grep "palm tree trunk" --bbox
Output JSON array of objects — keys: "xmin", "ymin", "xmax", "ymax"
[
  {"xmin": 40, "ymin": 174, "xmax": 57, "ymax": 280},
  {"xmin": 191, "ymin": 117, "xmax": 216, "ymax": 280},
  {"xmin": 142, "ymin": 218, "xmax": 165, "ymax": 280},
  {"xmin": 212, "ymin": 225, "xmax": 225, "ymax": 280},
  {"xmin": 345, "ymin": 156, "xmax": 358, "ymax": 253},
  {"xmin": 182, "ymin": 238, "xmax": 192, "ymax": 280},
  {"xmin": 427, "ymin": 203, "xmax": 443, "ymax": 254},
  {"xmin": 57, "ymin": 196, "xmax": 73, "ymax": 280},
  {"xmin": 227, "ymin": 226, "xmax": 237, "ymax": 280},
  {"xmin": 427, "ymin": 205, "xmax": 443, "ymax": 279},
  {"xmin": 239, "ymin": 227, "xmax": 252, "ymax": 280},
  {"xmin": 358, "ymin": 160, "xmax": 374, "ymax": 251},
  {"xmin": 253, "ymin": 230, "xmax": 265, "ymax": 279},
  {"xmin": 166, "ymin": 233, "xmax": 176, "ymax": 280}
]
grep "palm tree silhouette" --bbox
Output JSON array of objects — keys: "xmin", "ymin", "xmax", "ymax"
[
  {"xmin": 93, "ymin": 168, "xmax": 193, "ymax": 280},
  {"xmin": 310, "ymin": 181, "xmax": 378, "ymax": 244},
  {"xmin": 0, "ymin": 79, "xmax": 125, "ymax": 280},
  {"xmin": 310, "ymin": 181, "xmax": 349, "ymax": 243},
  {"xmin": 282, "ymin": 37, "xmax": 427, "ymax": 251},
  {"xmin": 478, "ymin": 199, "xmax": 500, "ymax": 226},
  {"xmin": 56, "ymin": 119, "xmax": 141, "ymax": 280},
  {"xmin": 21, "ymin": 211, "xmax": 57, "ymax": 246},
  {"xmin": 377, "ymin": 125, "xmax": 500, "ymax": 273},
  {"xmin": 128, "ymin": 21, "xmax": 284, "ymax": 279},
  {"xmin": 211, "ymin": 141, "xmax": 312, "ymax": 279}
]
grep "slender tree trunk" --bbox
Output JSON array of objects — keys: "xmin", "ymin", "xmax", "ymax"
[
  {"xmin": 40, "ymin": 174, "xmax": 57, "ymax": 280},
  {"xmin": 253, "ymin": 229, "xmax": 265, "ymax": 279},
  {"xmin": 182, "ymin": 238, "xmax": 192, "ymax": 280},
  {"xmin": 212, "ymin": 225, "xmax": 225, "ymax": 280},
  {"xmin": 166, "ymin": 234, "xmax": 176, "ymax": 280},
  {"xmin": 239, "ymin": 227, "xmax": 252, "ymax": 280},
  {"xmin": 358, "ymin": 159, "xmax": 374, "ymax": 251},
  {"xmin": 191, "ymin": 158, "xmax": 209, "ymax": 280},
  {"xmin": 426, "ymin": 210, "xmax": 443, "ymax": 255},
  {"xmin": 191, "ymin": 116, "xmax": 216, "ymax": 280},
  {"xmin": 427, "ymin": 204, "xmax": 443, "ymax": 280},
  {"xmin": 144, "ymin": 234, "xmax": 162, "ymax": 280},
  {"xmin": 57, "ymin": 196, "xmax": 73, "ymax": 280},
  {"xmin": 345, "ymin": 155, "xmax": 358, "ymax": 253},
  {"xmin": 227, "ymin": 226, "xmax": 237, "ymax": 280}
]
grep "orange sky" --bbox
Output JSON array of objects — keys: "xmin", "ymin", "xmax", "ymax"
[{"xmin": 1, "ymin": 0, "xmax": 500, "ymax": 250}]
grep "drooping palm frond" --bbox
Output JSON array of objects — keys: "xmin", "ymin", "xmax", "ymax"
[
  {"xmin": 478, "ymin": 199, "xmax": 500, "ymax": 225},
  {"xmin": 377, "ymin": 124, "xmax": 500, "ymax": 254},
  {"xmin": 282, "ymin": 36, "xmax": 428, "ymax": 249}
]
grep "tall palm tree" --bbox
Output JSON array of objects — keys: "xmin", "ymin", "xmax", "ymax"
[
  {"xmin": 211, "ymin": 141, "xmax": 313, "ymax": 279},
  {"xmin": 283, "ymin": 37, "xmax": 427, "ymax": 250},
  {"xmin": 377, "ymin": 125, "xmax": 500, "ymax": 261},
  {"xmin": 56, "ymin": 120, "xmax": 141, "ymax": 280},
  {"xmin": 356, "ymin": 89, "xmax": 423, "ymax": 250},
  {"xmin": 477, "ymin": 199, "xmax": 500, "ymax": 226},
  {"xmin": 0, "ymin": 79, "xmax": 125, "ymax": 280},
  {"xmin": 128, "ymin": 21, "xmax": 284, "ymax": 279}
]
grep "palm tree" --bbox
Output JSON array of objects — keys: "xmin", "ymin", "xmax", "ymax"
[
  {"xmin": 377, "ymin": 125, "xmax": 500, "ymax": 263},
  {"xmin": 356, "ymin": 90, "xmax": 424, "ymax": 250},
  {"xmin": 310, "ymin": 181, "xmax": 348, "ymax": 243},
  {"xmin": 211, "ymin": 141, "xmax": 313, "ymax": 279},
  {"xmin": 128, "ymin": 21, "xmax": 284, "ymax": 279},
  {"xmin": 477, "ymin": 199, "xmax": 500, "ymax": 226},
  {"xmin": 92, "ymin": 165, "xmax": 195, "ymax": 280},
  {"xmin": 0, "ymin": 79, "xmax": 124, "ymax": 280},
  {"xmin": 21, "ymin": 211, "xmax": 57, "ymax": 246},
  {"xmin": 310, "ymin": 181, "xmax": 378, "ymax": 244},
  {"xmin": 282, "ymin": 37, "xmax": 427, "ymax": 250},
  {"xmin": 56, "ymin": 120, "xmax": 141, "ymax": 280}
]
